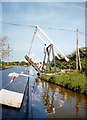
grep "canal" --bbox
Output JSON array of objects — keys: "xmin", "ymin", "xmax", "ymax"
[
  {"xmin": 0, "ymin": 66, "xmax": 87, "ymax": 119},
  {"xmin": 35, "ymin": 79, "xmax": 87, "ymax": 118}
]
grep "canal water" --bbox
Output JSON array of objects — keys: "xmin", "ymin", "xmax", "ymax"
[
  {"xmin": 35, "ymin": 79, "xmax": 87, "ymax": 118},
  {"xmin": 0, "ymin": 66, "xmax": 87, "ymax": 119}
]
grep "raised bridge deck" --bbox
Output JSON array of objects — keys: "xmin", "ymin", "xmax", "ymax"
[{"xmin": 25, "ymin": 55, "xmax": 41, "ymax": 75}]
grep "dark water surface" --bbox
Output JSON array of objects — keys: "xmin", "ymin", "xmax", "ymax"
[
  {"xmin": 0, "ymin": 66, "xmax": 87, "ymax": 119},
  {"xmin": 35, "ymin": 79, "xmax": 87, "ymax": 118}
]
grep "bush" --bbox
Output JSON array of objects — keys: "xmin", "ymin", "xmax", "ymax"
[{"xmin": 40, "ymin": 71, "xmax": 86, "ymax": 95}]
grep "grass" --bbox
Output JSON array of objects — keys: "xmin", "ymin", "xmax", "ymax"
[{"xmin": 40, "ymin": 71, "xmax": 87, "ymax": 95}]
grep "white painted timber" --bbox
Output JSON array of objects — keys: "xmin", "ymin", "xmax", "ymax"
[
  {"xmin": 20, "ymin": 73, "xmax": 29, "ymax": 77},
  {"xmin": 0, "ymin": 89, "xmax": 23, "ymax": 108}
]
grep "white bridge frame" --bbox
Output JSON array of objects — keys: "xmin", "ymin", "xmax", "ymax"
[{"xmin": 32, "ymin": 25, "xmax": 69, "ymax": 62}]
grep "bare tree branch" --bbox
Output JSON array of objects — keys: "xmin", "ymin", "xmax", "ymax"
[{"xmin": 0, "ymin": 34, "xmax": 13, "ymax": 60}]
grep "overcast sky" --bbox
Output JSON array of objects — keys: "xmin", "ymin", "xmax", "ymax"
[{"xmin": 0, "ymin": 2, "xmax": 85, "ymax": 61}]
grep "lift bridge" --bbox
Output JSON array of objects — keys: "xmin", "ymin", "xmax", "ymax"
[
  {"xmin": 0, "ymin": 25, "xmax": 69, "ymax": 119},
  {"xmin": 25, "ymin": 25, "xmax": 69, "ymax": 74}
]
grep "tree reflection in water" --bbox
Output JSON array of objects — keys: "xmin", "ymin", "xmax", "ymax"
[
  {"xmin": 35, "ymin": 79, "xmax": 87, "ymax": 118},
  {"xmin": 42, "ymin": 82, "xmax": 55, "ymax": 115}
]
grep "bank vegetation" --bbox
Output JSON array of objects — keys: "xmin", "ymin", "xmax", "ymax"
[
  {"xmin": 40, "ymin": 71, "xmax": 86, "ymax": 95},
  {"xmin": 40, "ymin": 47, "xmax": 87, "ymax": 95}
]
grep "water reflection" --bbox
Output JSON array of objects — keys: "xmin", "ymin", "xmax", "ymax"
[
  {"xmin": 35, "ymin": 79, "xmax": 87, "ymax": 118},
  {"xmin": 75, "ymin": 98, "xmax": 80, "ymax": 118},
  {"xmin": 42, "ymin": 82, "xmax": 55, "ymax": 114}
]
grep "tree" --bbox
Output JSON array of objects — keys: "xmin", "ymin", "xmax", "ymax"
[{"xmin": 0, "ymin": 34, "xmax": 12, "ymax": 60}]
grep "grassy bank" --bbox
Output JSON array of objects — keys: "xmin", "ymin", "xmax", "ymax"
[{"xmin": 40, "ymin": 71, "xmax": 87, "ymax": 95}]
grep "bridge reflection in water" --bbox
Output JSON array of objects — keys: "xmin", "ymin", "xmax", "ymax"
[
  {"xmin": 0, "ymin": 66, "xmax": 87, "ymax": 119},
  {"xmin": 35, "ymin": 79, "xmax": 87, "ymax": 118}
]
